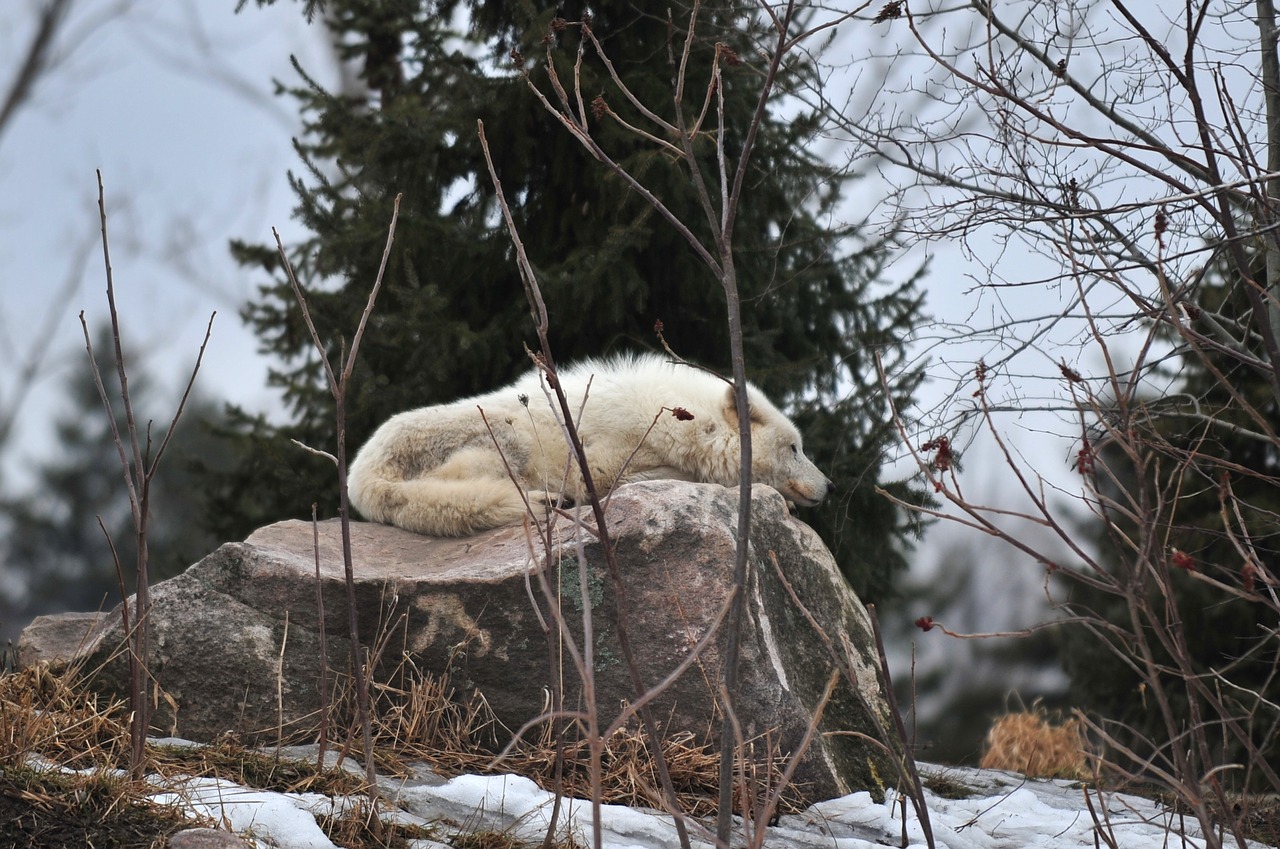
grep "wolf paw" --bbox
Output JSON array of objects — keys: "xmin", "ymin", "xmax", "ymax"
[{"xmin": 525, "ymin": 489, "xmax": 559, "ymax": 509}]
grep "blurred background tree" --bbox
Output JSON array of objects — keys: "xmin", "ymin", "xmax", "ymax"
[{"xmin": 0, "ymin": 323, "xmax": 231, "ymax": 642}]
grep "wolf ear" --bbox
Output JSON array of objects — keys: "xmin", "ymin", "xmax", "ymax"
[
  {"xmin": 721, "ymin": 386, "xmax": 738, "ymax": 424},
  {"xmin": 722, "ymin": 385, "xmax": 763, "ymax": 425}
]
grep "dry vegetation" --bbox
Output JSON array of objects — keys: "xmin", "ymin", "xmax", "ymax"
[
  {"xmin": 0, "ymin": 658, "xmax": 801, "ymax": 848},
  {"xmin": 978, "ymin": 705, "xmax": 1090, "ymax": 780},
  {"xmin": 6, "ymin": 652, "xmax": 1279, "ymax": 848},
  {"xmin": 0, "ymin": 766, "xmax": 201, "ymax": 849},
  {"xmin": 367, "ymin": 664, "xmax": 804, "ymax": 818},
  {"xmin": 975, "ymin": 707, "xmax": 1280, "ymax": 847},
  {"xmin": 0, "ymin": 662, "xmax": 208, "ymax": 848}
]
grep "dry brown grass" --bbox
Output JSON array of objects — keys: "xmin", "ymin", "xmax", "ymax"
[
  {"xmin": 451, "ymin": 828, "xmax": 544, "ymax": 849},
  {"xmin": 2, "ymin": 659, "xmax": 804, "ymax": 848},
  {"xmin": 149, "ymin": 738, "xmax": 370, "ymax": 796},
  {"xmin": 0, "ymin": 662, "xmax": 130, "ymax": 771},
  {"xmin": 978, "ymin": 705, "xmax": 1090, "ymax": 780},
  {"xmin": 0, "ymin": 664, "xmax": 211, "ymax": 847},
  {"xmin": 0, "ymin": 765, "xmax": 203, "ymax": 849},
  {"xmin": 366, "ymin": 662, "xmax": 807, "ymax": 817},
  {"xmin": 0, "ymin": 663, "xmax": 391, "ymax": 847}
]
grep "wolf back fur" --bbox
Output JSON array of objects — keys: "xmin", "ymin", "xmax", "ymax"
[{"xmin": 347, "ymin": 354, "xmax": 832, "ymax": 536}]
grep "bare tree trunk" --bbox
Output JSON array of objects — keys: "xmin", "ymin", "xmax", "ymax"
[{"xmin": 1257, "ymin": 0, "xmax": 1280, "ymax": 352}]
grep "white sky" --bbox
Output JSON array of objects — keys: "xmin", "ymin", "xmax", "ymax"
[{"xmin": 0, "ymin": 1, "xmax": 332, "ymax": 489}]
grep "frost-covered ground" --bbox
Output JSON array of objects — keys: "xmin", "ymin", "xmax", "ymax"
[{"xmin": 121, "ymin": 743, "xmax": 1274, "ymax": 849}]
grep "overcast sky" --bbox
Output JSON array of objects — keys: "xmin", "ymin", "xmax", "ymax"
[{"xmin": 0, "ymin": 1, "xmax": 334, "ymax": 489}]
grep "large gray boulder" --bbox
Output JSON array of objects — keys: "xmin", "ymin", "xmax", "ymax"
[{"xmin": 19, "ymin": 481, "xmax": 897, "ymax": 802}]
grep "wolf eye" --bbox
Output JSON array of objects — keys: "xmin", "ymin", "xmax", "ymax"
[{"xmin": 790, "ymin": 444, "xmax": 798, "ymax": 455}]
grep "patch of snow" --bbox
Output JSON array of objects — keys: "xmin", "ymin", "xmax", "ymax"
[
  {"xmin": 147, "ymin": 774, "xmax": 342, "ymax": 849},
  {"xmin": 39, "ymin": 743, "xmax": 1269, "ymax": 849},
  {"xmin": 383, "ymin": 763, "xmax": 1245, "ymax": 849}
]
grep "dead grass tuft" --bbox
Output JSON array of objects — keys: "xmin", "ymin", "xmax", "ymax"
[
  {"xmin": 316, "ymin": 797, "xmax": 442, "ymax": 848},
  {"xmin": 148, "ymin": 739, "xmax": 369, "ymax": 796},
  {"xmin": 979, "ymin": 704, "xmax": 1090, "ymax": 780},
  {"xmin": 0, "ymin": 764, "xmax": 205, "ymax": 848},
  {"xmin": 366, "ymin": 663, "xmax": 807, "ymax": 817},
  {"xmin": 3, "ymin": 657, "xmax": 804, "ymax": 847},
  {"xmin": 451, "ymin": 828, "xmax": 534, "ymax": 849},
  {"xmin": 0, "ymin": 662, "xmax": 130, "ymax": 770}
]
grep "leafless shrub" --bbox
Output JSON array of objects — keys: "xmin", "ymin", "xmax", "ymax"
[
  {"xmin": 803, "ymin": 3, "xmax": 1280, "ymax": 845},
  {"xmin": 268, "ymin": 193, "xmax": 403, "ymax": 838},
  {"xmin": 80, "ymin": 171, "xmax": 214, "ymax": 779}
]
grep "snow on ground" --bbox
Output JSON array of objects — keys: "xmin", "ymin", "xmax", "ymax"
[
  {"xmin": 148, "ymin": 774, "xmax": 347, "ymax": 848},
  {"xmin": 120, "ymin": 747, "xmax": 1273, "ymax": 849}
]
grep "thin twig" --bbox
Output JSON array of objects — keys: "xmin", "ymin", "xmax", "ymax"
[
  {"xmin": 868, "ymin": 604, "xmax": 936, "ymax": 849},
  {"xmin": 272, "ymin": 193, "xmax": 402, "ymax": 838}
]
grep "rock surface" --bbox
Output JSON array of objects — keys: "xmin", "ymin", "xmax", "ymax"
[
  {"xmin": 19, "ymin": 481, "xmax": 896, "ymax": 802},
  {"xmin": 167, "ymin": 828, "xmax": 252, "ymax": 848}
]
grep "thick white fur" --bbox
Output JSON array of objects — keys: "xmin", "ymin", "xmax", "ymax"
[{"xmin": 347, "ymin": 354, "xmax": 832, "ymax": 536}]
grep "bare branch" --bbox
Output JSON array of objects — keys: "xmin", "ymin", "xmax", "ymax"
[{"xmin": 0, "ymin": 0, "xmax": 72, "ymax": 147}]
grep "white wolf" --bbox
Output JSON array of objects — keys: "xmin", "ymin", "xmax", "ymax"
[{"xmin": 347, "ymin": 354, "xmax": 831, "ymax": 536}]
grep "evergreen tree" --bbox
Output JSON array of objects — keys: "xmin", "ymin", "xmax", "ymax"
[
  {"xmin": 0, "ymin": 324, "xmax": 231, "ymax": 634},
  {"xmin": 1059, "ymin": 262, "xmax": 1280, "ymax": 781},
  {"xmin": 219, "ymin": 0, "xmax": 927, "ymax": 599}
]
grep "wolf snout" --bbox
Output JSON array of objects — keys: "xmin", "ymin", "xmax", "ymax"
[{"xmin": 786, "ymin": 475, "xmax": 832, "ymax": 507}]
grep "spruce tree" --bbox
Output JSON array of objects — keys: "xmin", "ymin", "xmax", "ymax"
[{"xmin": 219, "ymin": 0, "xmax": 927, "ymax": 599}]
